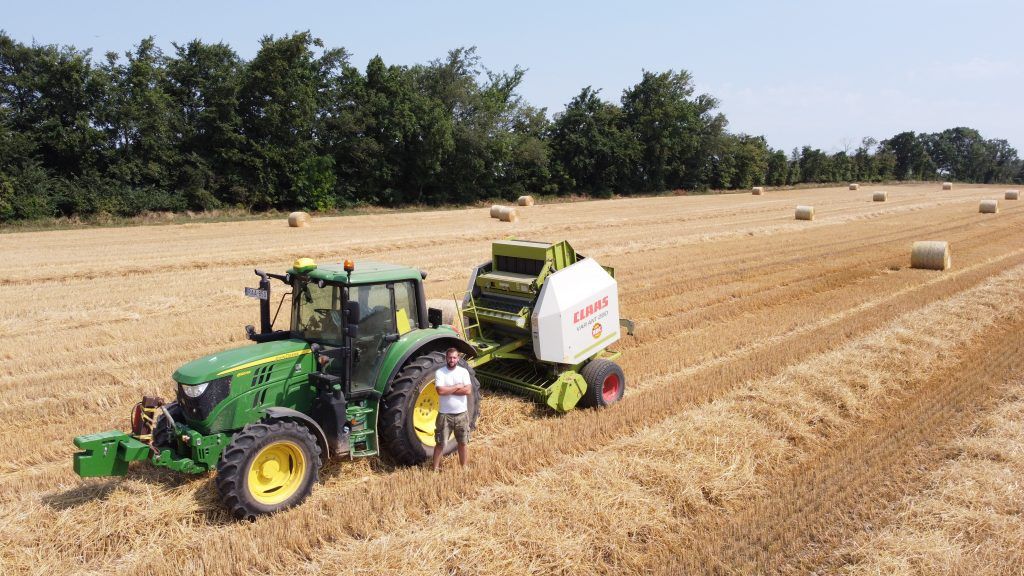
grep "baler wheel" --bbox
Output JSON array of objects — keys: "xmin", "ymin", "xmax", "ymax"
[
  {"xmin": 578, "ymin": 359, "xmax": 626, "ymax": 408},
  {"xmin": 215, "ymin": 420, "xmax": 321, "ymax": 520},
  {"xmin": 379, "ymin": 350, "xmax": 481, "ymax": 465}
]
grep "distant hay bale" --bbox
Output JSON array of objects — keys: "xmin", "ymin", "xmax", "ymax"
[
  {"xmin": 794, "ymin": 205, "xmax": 815, "ymax": 220},
  {"xmin": 1006, "ymin": 190, "xmax": 1019, "ymax": 200},
  {"xmin": 752, "ymin": 186, "xmax": 764, "ymax": 195},
  {"xmin": 849, "ymin": 183, "xmax": 859, "ymax": 190},
  {"xmin": 516, "ymin": 195, "xmax": 535, "ymax": 206},
  {"xmin": 873, "ymin": 191, "xmax": 888, "ymax": 202},
  {"xmin": 494, "ymin": 206, "xmax": 518, "ymax": 223},
  {"xmin": 489, "ymin": 205, "xmax": 502, "ymax": 218},
  {"xmin": 942, "ymin": 182, "xmax": 953, "ymax": 190},
  {"xmin": 979, "ymin": 199, "xmax": 999, "ymax": 214},
  {"xmin": 910, "ymin": 241, "xmax": 951, "ymax": 271},
  {"xmin": 287, "ymin": 211, "xmax": 311, "ymax": 227}
]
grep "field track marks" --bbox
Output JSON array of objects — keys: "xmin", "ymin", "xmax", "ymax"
[
  {"xmin": 832, "ymin": 378, "xmax": 1024, "ymax": 575},
  {"xmin": 673, "ymin": 316, "xmax": 1024, "ymax": 575}
]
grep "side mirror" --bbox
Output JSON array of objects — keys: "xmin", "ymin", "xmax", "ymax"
[
  {"xmin": 245, "ymin": 324, "xmax": 257, "ymax": 340},
  {"xmin": 427, "ymin": 307, "xmax": 443, "ymax": 328},
  {"xmin": 344, "ymin": 301, "xmax": 361, "ymax": 324}
]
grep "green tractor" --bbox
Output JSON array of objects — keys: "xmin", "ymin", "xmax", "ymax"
[{"xmin": 73, "ymin": 239, "xmax": 631, "ymax": 519}]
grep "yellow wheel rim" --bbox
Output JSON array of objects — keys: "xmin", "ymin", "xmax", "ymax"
[
  {"xmin": 413, "ymin": 381, "xmax": 439, "ymax": 446},
  {"xmin": 246, "ymin": 440, "xmax": 306, "ymax": 506}
]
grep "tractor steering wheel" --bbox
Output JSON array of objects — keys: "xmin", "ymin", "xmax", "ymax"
[{"xmin": 312, "ymin": 308, "xmax": 343, "ymax": 331}]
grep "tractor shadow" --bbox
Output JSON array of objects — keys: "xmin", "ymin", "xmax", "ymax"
[
  {"xmin": 42, "ymin": 463, "xmax": 209, "ymax": 513},
  {"xmin": 42, "ymin": 481, "xmax": 122, "ymax": 510}
]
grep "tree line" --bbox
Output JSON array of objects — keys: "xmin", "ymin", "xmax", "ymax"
[{"xmin": 1, "ymin": 31, "xmax": 1021, "ymax": 222}]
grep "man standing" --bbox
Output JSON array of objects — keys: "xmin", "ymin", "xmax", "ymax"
[{"xmin": 432, "ymin": 347, "xmax": 472, "ymax": 471}]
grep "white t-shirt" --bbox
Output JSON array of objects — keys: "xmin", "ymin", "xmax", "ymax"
[{"xmin": 435, "ymin": 365, "xmax": 471, "ymax": 414}]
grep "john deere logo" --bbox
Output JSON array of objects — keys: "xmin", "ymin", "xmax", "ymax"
[{"xmin": 592, "ymin": 322, "xmax": 603, "ymax": 339}]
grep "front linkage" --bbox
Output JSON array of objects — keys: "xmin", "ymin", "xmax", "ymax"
[{"xmin": 74, "ymin": 397, "xmax": 225, "ymax": 478}]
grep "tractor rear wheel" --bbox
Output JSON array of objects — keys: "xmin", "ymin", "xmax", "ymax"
[
  {"xmin": 379, "ymin": 350, "xmax": 481, "ymax": 465},
  {"xmin": 215, "ymin": 420, "xmax": 321, "ymax": 520},
  {"xmin": 578, "ymin": 358, "xmax": 626, "ymax": 408}
]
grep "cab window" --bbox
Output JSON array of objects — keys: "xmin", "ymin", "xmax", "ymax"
[{"xmin": 393, "ymin": 281, "xmax": 420, "ymax": 334}]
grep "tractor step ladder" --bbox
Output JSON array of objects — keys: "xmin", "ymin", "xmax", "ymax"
[
  {"xmin": 454, "ymin": 290, "xmax": 484, "ymax": 341},
  {"xmin": 347, "ymin": 405, "xmax": 377, "ymax": 458}
]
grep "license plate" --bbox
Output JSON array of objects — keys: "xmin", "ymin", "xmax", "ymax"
[{"xmin": 245, "ymin": 287, "xmax": 268, "ymax": 300}]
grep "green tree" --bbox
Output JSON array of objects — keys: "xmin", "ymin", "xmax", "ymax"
[
  {"xmin": 165, "ymin": 39, "xmax": 245, "ymax": 208},
  {"xmin": 621, "ymin": 69, "xmax": 725, "ymax": 192},
  {"xmin": 766, "ymin": 150, "xmax": 788, "ymax": 186},
  {"xmin": 238, "ymin": 32, "xmax": 344, "ymax": 208},
  {"xmin": 547, "ymin": 87, "xmax": 638, "ymax": 196},
  {"xmin": 97, "ymin": 37, "xmax": 178, "ymax": 191}
]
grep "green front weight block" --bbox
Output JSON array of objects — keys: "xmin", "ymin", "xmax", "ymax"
[
  {"xmin": 73, "ymin": 430, "xmax": 151, "ymax": 477},
  {"xmin": 545, "ymin": 371, "xmax": 587, "ymax": 412}
]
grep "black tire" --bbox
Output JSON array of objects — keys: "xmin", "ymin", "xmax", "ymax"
[
  {"xmin": 379, "ymin": 350, "xmax": 481, "ymax": 465},
  {"xmin": 215, "ymin": 420, "xmax": 321, "ymax": 520},
  {"xmin": 577, "ymin": 359, "xmax": 626, "ymax": 408}
]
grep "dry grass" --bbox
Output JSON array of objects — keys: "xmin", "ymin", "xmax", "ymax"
[
  {"xmin": 836, "ymin": 378, "xmax": 1024, "ymax": 575},
  {"xmin": 0, "ymin": 183, "xmax": 1022, "ymax": 575}
]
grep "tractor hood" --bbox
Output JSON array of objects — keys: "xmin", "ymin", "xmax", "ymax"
[{"xmin": 172, "ymin": 339, "xmax": 311, "ymax": 385}]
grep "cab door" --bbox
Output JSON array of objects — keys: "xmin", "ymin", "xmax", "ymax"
[{"xmin": 346, "ymin": 281, "xmax": 422, "ymax": 392}]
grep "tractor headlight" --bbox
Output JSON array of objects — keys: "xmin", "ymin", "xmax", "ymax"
[
  {"xmin": 182, "ymin": 382, "xmax": 209, "ymax": 398},
  {"xmin": 176, "ymin": 376, "xmax": 233, "ymax": 422}
]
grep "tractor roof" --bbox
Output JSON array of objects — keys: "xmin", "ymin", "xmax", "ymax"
[{"xmin": 289, "ymin": 260, "xmax": 424, "ymax": 285}]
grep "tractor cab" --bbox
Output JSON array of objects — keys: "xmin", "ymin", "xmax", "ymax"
[
  {"xmin": 286, "ymin": 264, "xmax": 425, "ymax": 393},
  {"xmin": 250, "ymin": 257, "xmax": 430, "ymax": 394}
]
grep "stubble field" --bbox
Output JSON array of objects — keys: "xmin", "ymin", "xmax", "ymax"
[{"xmin": 1, "ymin": 183, "xmax": 1022, "ymax": 575}]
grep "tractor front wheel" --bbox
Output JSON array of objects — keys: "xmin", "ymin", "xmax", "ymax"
[
  {"xmin": 379, "ymin": 350, "xmax": 481, "ymax": 465},
  {"xmin": 578, "ymin": 359, "xmax": 626, "ymax": 408},
  {"xmin": 215, "ymin": 420, "xmax": 321, "ymax": 520}
]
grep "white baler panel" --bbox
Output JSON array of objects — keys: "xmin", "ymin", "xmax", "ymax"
[{"xmin": 531, "ymin": 258, "xmax": 619, "ymax": 364}]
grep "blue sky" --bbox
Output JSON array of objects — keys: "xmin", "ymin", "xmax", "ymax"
[{"xmin": 4, "ymin": 0, "xmax": 1021, "ymax": 153}]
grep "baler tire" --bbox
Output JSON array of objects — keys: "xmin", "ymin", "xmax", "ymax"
[
  {"xmin": 578, "ymin": 359, "xmax": 625, "ymax": 408},
  {"xmin": 215, "ymin": 420, "xmax": 321, "ymax": 521},
  {"xmin": 379, "ymin": 350, "xmax": 481, "ymax": 466}
]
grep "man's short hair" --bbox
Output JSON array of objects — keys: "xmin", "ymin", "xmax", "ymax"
[{"xmin": 445, "ymin": 347, "xmax": 460, "ymax": 357}]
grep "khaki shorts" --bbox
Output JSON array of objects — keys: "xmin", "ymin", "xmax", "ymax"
[{"xmin": 435, "ymin": 411, "xmax": 470, "ymax": 445}]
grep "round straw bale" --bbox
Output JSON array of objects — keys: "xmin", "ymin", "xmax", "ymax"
[
  {"xmin": 873, "ymin": 191, "xmax": 888, "ymax": 202},
  {"xmin": 794, "ymin": 205, "xmax": 814, "ymax": 220},
  {"xmin": 426, "ymin": 298, "xmax": 461, "ymax": 327},
  {"xmin": 287, "ymin": 211, "xmax": 311, "ymax": 227},
  {"xmin": 752, "ymin": 186, "xmax": 764, "ymax": 195},
  {"xmin": 1006, "ymin": 190, "xmax": 1019, "ymax": 200},
  {"xmin": 489, "ymin": 205, "xmax": 502, "ymax": 218},
  {"xmin": 849, "ymin": 183, "xmax": 859, "ymax": 190},
  {"xmin": 979, "ymin": 199, "xmax": 999, "ymax": 214},
  {"xmin": 942, "ymin": 182, "xmax": 953, "ymax": 190},
  {"xmin": 910, "ymin": 241, "xmax": 951, "ymax": 271},
  {"xmin": 495, "ymin": 206, "xmax": 518, "ymax": 223},
  {"xmin": 516, "ymin": 195, "xmax": 535, "ymax": 206}
]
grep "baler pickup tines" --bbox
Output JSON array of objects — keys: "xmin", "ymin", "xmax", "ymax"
[{"xmin": 474, "ymin": 359, "xmax": 587, "ymax": 412}]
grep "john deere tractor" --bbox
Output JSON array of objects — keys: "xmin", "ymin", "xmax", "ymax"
[{"xmin": 73, "ymin": 239, "xmax": 631, "ymax": 519}]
